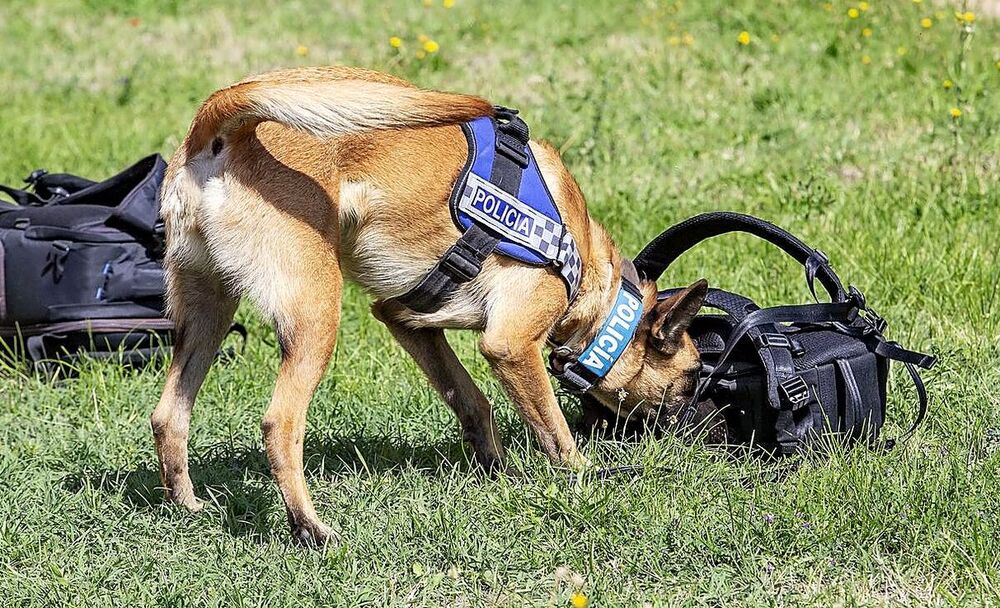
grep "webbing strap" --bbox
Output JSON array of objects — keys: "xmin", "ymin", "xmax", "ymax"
[
  {"xmin": 391, "ymin": 225, "xmax": 500, "ymax": 313},
  {"xmin": 393, "ymin": 107, "xmax": 529, "ymax": 313},
  {"xmin": 680, "ymin": 301, "xmax": 859, "ymax": 425}
]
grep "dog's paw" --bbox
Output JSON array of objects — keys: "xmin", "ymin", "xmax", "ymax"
[
  {"xmin": 291, "ymin": 520, "xmax": 338, "ymax": 549},
  {"xmin": 561, "ymin": 450, "xmax": 594, "ymax": 472},
  {"xmin": 168, "ymin": 492, "xmax": 206, "ymax": 513}
]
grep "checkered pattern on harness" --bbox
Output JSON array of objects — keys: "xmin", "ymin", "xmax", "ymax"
[{"xmin": 458, "ymin": 173, "xmax": 582, "ymax": 299}]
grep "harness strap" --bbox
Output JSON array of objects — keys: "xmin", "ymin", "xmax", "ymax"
[
  {"xmin": 391, "ymin": 225, "xmax": 500, "ymax": 313},
  {"xmin": 393, "ymin": 107, "xmax": 530, "ymax": 313}
]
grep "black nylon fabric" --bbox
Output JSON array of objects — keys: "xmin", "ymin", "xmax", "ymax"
[
  {"xmin": 0, "ymin": 155, "xmax": 173, "ymax": 371},
  {"xmin": 581, "ymin": 211, "xmax": 936, "ymax": 455}
]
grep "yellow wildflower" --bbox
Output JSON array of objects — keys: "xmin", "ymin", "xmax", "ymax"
[
  {"xmin": 389, "ymin": 36, "xmax": 402, "ymax": 48},
  {"xmin": 423, "ymin": 39, "xmax": 439, "ymax": 53},
  {"xmin": 570, "ymin": 594, "xmax": 589, "ymax": 608},
  {"xmin": 443, "ymin": 0, "xmax": 455, "ymax": 7},
  {"xmin": 668, "ymin": 35, "xmax": 680, "ymax": 46},
  {"xmin": 920, "ymin": 17, "xmax": 932, "ymax": 28},
  {"xmin": 822, "ymin": 3, "xmax": 833, "ymax": 11},
  {"xmin": 858, "ymin": 2, "xmax": 869, "ymax": 11},
  {"xmin": 962, "ymin": 11, "xmax": 975, "ymax": 23},
  {"xmin": 848, "ymin": 7, "xmax": 860, "ymax": 18},
  {"xmin": 943, "ymin": 79, "xmax": 953, "ymax": 89},
  {"xmin": 422, "ymin": 0, "xmax": 432, "ymax": 6},
  {"xmin": 949, "ymin": 107, "xmax": 962, "ymax": 118},
  {"xmin": 912, "ymin": 0, "xmax": 921, "ymax": 3},
  {"xmin": 897, "ymin": 46, "xmax": 908, "ymax": 56},
  {"xmin": 862, "ymin": 54, "xmax": 872, "ymax": 65},
  {"xmin": 418, "ymin": 34, "xmax": 429, "ymax": 43},
  {"xmin": 415, "ymin": 50, "xmax": 427, "ymax": 59},
  {"xmin": 682, "ymin": 32, "xmax": 695, "ymax": 46},
  {"xmin": 862, "ymin": 27, "xmax": 873, "ymax": 37},
  {"xmin": 737, "ymin": 31, "xmax": 751, "ymax": 45},
  {"xmin": 996, "ymin": 60, "xmax": 1000, "ymax": 70},
  {"xmin": 295, "ymin": 45, "xmax": 308, "ymax": 56}
]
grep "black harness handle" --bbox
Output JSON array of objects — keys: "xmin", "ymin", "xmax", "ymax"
[{"xmin": 634, "ymin": 211, "xmax": 848, "ymax": 303}]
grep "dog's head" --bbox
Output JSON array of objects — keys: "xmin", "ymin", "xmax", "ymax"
[{"xmin": 585, "ymin": 279, "xmax": 707, "ymax": 425}]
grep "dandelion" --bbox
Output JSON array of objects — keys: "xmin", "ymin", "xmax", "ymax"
[
  {"xmin": 668, "ymin": 35, "xmax": 680, "ymax": 46},
  {"xmin": 943, "ymin": 79, "xmax": 953, "ymax": 89},
  {"xmin": 295, "ymin": 45, "xmax": 309, "ymax": 56},
  {"xmin": 423, "ymin": 39, "xmax": 439, "ymax": 53},
  {"xmin": 949, "ymin": 107, "xmax": 962, "ymax": 118},
  {"xmin": 912, "ymin": 0, "xmax": 921, "ymax": 3},
  {"xmin": 962, "ymin": 11, "xmax": 975, "ymax": 23},
  {"xmin": 443, "ymin": 0, "xmax": 455, "ymax": 6},
  {"xmin": 862, "ymin": 54, "xmax": 872, "ymax": 64},
  {"xmin": 897, "ymin": 46, "xmax": 908, "ymax": 56},
  {"xmin": 858, "ymin": 1, "xmax": 869, "ymax": 11},
  {"xmin": 389, "ymin": 36, "xmax": 402, "ymax": 48},
  {"xmin": 418, "ymin": 34, "xmax": 429, "ymax": 43},
  {"xmin": 682, "ymin": 32, "xmax": 695, "ymax": 46},
  {"xmin": 920, "ymin": 17, "xmax": 932, "ymax": 28},
  {"xmin": 737, "ymin": 31, "xmax": 751, "ymax": 45},
  {"xmin": 423, "ymin": 0, "xmax": 432, "ymax": 6},
  {"xmin": 570, "ymin": 593, "xmax": 589, "ymax": 608},
  {"xmin": 848, "ymin": 7, "xmax": 860, "ymax": 18},
  {"xmin": 996, "ymin": 60, "xmax": 1000, "ymax": 70},
  {"xmin": 862, "ymin": 27, "xmax": 873, "ymax": 37}
]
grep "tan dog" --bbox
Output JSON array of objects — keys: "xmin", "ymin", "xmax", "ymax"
[{"xmin": 151, "ymin": 66, "xmax": 706, "ymax": 545}]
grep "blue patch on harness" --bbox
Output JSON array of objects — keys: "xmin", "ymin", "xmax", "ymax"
[
  {"xmin": 577, "ymin": 285, "xmax": 644, "ymax": 377},
  {"xmin": 451, "ymin": 116, "xmax": 561, "ymax": 266}
]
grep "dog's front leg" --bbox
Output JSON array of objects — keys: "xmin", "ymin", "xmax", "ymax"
[
  {"xmin": 480, "ymin": 334, "xmax": 588, "ymax": 469},
  {"xmin": 479, "ymin": 279, "xmax": 590, "ymax": 471}
]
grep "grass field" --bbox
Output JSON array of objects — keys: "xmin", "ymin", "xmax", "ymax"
[{"xmin": 2, "ymin": 0, "xmax": 999, "ymax": 605}]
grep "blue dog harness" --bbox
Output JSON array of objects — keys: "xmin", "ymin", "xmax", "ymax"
[
  {"xmin": 393, "ymin": 106, "xmax": 641, "ymax": 394},
  {"xmin": 393, "ymin": 107, "xmax": 581, "ymax": 313}
]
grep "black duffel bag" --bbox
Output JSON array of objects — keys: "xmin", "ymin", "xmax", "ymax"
[
  {"xmin": 586, "ymin": 212, "xmax": 936, "ymax": 454},
  {"xmin": 0, "ymin": 155, "xmax": 177, "ymax": 373}
]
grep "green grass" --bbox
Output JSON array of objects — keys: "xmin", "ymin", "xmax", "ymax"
[{"xmin": 2, "ymin": 0, "xmax": 999, "ymax": 605}]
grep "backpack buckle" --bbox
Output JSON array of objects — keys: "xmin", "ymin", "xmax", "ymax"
[
  {"xmin": 780, "ymin": 376, "xmax": 811, "ymax": 409},
  {"xmin": 756, "ymin": 333, "xmax": 791, "ymax": 348}
]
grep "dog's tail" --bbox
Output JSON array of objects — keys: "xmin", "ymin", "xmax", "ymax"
[{"xmin": 183, "ymin": 67, "xmax": 494, "ymax": 157}]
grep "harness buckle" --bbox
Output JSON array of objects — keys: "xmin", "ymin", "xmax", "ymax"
[
  {"xmin": 495, "ymin": 135, "xmax": 529, "ymax": 168},
  {"xmin": 779, "ymin": 376, "xmax": 811, "ymax": 409},
  {"xmin": 439, "ymin": 243, "xmax": 482, "ymax": 282}
]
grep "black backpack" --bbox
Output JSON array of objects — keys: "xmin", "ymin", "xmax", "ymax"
[
  {"xmin": 0, "ymin": 155, "xmax": 177, "ymax": 373},
  {"xmin": 586, "ymin": 212, "xmax": 936, "ymax": 454}
]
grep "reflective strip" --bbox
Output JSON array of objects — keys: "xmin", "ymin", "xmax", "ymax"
[{"xmin": 459, "ymin": 172, "xmax": 582, "ymax": 299}]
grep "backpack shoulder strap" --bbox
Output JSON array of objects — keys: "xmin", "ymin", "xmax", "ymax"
[{"xmin": 636, "ymin": 212, "xmax": 847, "ymax": 302}]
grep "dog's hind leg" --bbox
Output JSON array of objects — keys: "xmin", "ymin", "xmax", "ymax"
[
  {"xmin": 372, "ymin": 301, "xmax": 506, "ymax": 472},
  {"xmin": 260, "ymin": 283, "xmax": 342, "ymax": 547},
  {"xmin": 151, "ymin": 266, "xmax": 238, "ymax": 510}
]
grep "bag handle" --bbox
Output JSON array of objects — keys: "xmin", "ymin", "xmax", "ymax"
[{"xmin": 634, "ymin": 212, "xmax": 848, "ymax": 302}]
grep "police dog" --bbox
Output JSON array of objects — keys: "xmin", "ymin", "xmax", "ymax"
[{"xmin": 151, "ymin": 66, "xmax": 707, "ymax": 545}]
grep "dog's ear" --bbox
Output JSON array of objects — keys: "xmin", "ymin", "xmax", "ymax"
[{"xmin": 648, "ymin": 279, "xmax": 708, "ymax": 355}]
